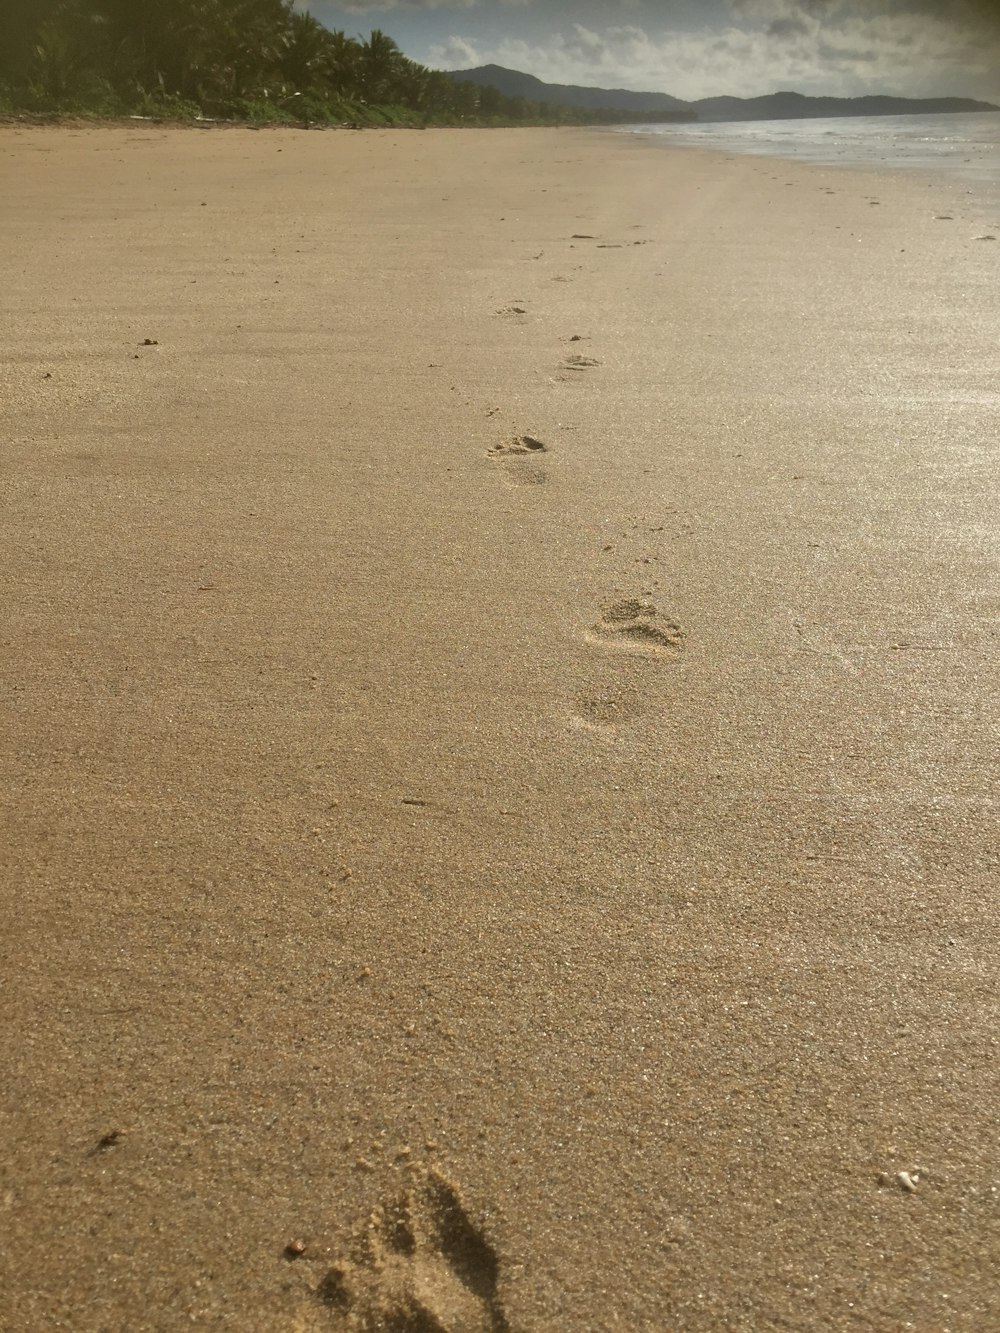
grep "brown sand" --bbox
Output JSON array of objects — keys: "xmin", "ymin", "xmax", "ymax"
[{"xmin": 1, "ymin": 123, "xmax": 998, "ymax": 1331}]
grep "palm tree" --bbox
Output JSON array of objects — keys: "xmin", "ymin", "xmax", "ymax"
[
  {"xmin": 395, "ymin": 59, "xmax": 435, "ymax": 113},
  {"xmin": 357, "ymin": 28, "xmax": 400, "ymax": 103},
  {"xmin": 320, "ymin": 29, "xmax": 360, "ymax": 100},
  {"xmin": 30, "ymin": 18, "xmax": 83, "ymax": 102},
  {"xmin": 280, "ymin": 9, "xmax": 327, "ymax": 92},
  {"xmin": 0, "ymin": 0, "xmax": 63, "ymax": 84}
]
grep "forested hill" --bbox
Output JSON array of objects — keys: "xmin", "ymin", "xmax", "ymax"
[
  {"xmin": 0, "ymin": 0, "xmax": 639, "ymax": 126},
  {"xmin": 450, "ymin": 66, "xmax": 691, "ymax": 117},
  {"xmin": 693, "ymin": 90, "xmax": 998, "ymax": 121},
  {"xmin": 447, "ymin": 65, "xmax": 696, "ymax": 121},
  {"xmin": 451, "ymin": 65, "xmax": 997, "ymax": 122}
]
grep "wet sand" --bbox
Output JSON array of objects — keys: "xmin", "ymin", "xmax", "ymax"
[{"xmin": 1, "ymin": 123, "xmax": 998, "ymax": 1331}]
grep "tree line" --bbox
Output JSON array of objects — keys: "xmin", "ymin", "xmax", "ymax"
[{"xmin": 0, "ymin": 0, "xmax": 682, "ymax": 127}]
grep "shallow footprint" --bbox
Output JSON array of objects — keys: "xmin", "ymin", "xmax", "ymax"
[
  {"xmin": 588, "ymin": 597, "xmax": 684, "ymax": 656},
  {"xmin": 313, "ymin": 1169, "xmax": 509, "ymax": 1333}
]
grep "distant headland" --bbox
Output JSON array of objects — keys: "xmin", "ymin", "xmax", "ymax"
[{"xmin": 450, "ymin": 65, "xmax": 999, "ymax": 124}]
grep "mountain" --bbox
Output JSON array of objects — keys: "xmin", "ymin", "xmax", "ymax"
[
  {"xmin": 449, "ymin": 66, "xmax": 998, "ymax": 122},
  {"xmin": 449, "ymin": 65, "xmax": 690, "ymax": 115},
  {"xmin": 692, "ymin": 90, "xmax": 1000, "ymax": 121}
]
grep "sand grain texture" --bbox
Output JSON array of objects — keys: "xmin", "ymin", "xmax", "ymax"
[{"xmin": 1, "ymin": 124, "xmax": 998, "ymax": 1331}]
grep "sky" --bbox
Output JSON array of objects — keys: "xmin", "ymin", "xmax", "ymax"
[{"xmin": 299, "ymin": 0, "xmax": 1000, "ymax": 103}]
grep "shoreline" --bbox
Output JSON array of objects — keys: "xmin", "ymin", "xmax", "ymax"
[
  {"xmin": 2, "ymin": 124, "xmax": 998, "ymax": 1331},
  {"xmin": 607, "ymin": 111, "xmax": 1000, "ymax": 213}
]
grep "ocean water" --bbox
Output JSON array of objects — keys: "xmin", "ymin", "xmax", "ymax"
[{"xmin": 620, "ymin": 111, "xmax": 1000, "ymax": 191}]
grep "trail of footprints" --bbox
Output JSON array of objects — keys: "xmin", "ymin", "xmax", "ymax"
[
  {"xmin": 308, "ymin": 1170, "xmax": 509, "ymax": 1333},
  {"xmin": 484, "ymin": 238, "xmax": 685, "ymax": 734}
]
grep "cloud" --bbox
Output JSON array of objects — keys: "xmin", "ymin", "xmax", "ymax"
[
  {"xmin": 428, "ymin": 25, "xmax": 774, "ymax": 99},
  {"xmin": 426, "ymin": 2, "xmax": 1000, "ymax": 101},
  {"xmin": 320, "ymin": 0, "xmax": 529, "ymax": 10},
  {"xmin": 729, "ymin": 0, "xmax": 1000, "ymax": 36},
  {"xmin": 434, "ymin": 34, "xmax": 481, "ymax": 66},
  {"xmin": 767, "ymin": 16, "xmax": 813, "ymax": 38},
  {"xmin": 333, "ymin": 0, "xmax": 478, "ymax": 10}
]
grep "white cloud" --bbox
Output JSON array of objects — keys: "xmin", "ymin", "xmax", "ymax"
[{"xmin": 435, "ymin": 34, "xmax": 481, "ymax": 66}]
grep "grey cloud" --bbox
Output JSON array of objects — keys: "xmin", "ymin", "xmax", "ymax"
[
  {"xmin": 817, "ymin": 39, "xmax": 872, "ymax": 61},
  {"xmin": 727, "ymin": 0, "xmax": 832, "ymax": 17},
  {"xmin": 730, "ymin": 0, "xmax": 1000, "ymax": 68},
  {"xmin": 767, "ymin": 16, "xmax": 811, "ymax": 36},
  {"xmin": 424, "ymin": 0, "xmax": 1000, "ymax": 102},
  {"xmin": 873, "ymin": 0, "xmax": 997, "ymax": 31},
  {"xmin": 732, "ymin": 0, "xmax": 1000, "ymax": 25},
  {"xmin": 326, "ymin": 0, "xmax": 487, "ymax": 11}
]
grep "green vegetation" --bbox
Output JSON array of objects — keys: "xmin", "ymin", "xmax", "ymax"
[{"xmin": 0, "ymin": 0, "xmax": 646, "ymax": 127}]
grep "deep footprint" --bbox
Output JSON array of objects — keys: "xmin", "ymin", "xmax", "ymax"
[
  {"xmin": 315, "ymin": 1170, "xmax": 509, "ymax": 1333},
  {"xmin": 589, "ymin": 597, "xmax": 684, "ymax": 656}
]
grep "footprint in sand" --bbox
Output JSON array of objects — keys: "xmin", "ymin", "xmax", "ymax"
[
  {"xmin": 487, "ymin": 435, "xmax": 549, "ymax": 485},
  {"xmin": 312, "ymin": 1169, "xmax": 509, "ymax": 1332},
  {"xmin": 486, "ymin": 435, "xmax": 547, "ymax": 457},
  {"xmin": 560, "ymin": 354, "xmax": 599, "ymax": 371},
  {"xmin": 588, "ymin": 597, "xmax": 684, "ymax": 656}
]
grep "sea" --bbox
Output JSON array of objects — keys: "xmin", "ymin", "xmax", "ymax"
[{"xmin": 618, "ymin": 110, "xmax": 1000, "ymax": 204}]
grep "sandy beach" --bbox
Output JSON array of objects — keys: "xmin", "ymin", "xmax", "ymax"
[{"xmin": 1, "ymin": 122, "xmax": 998, "ymax": 1331}]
